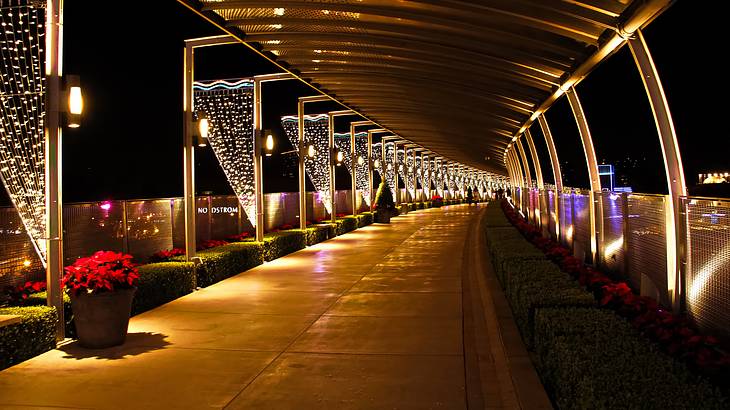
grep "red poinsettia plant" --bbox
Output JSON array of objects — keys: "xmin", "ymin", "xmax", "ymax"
[
  {"xmin": 148, "ymin": 248, "xmax": 185, "ymax": 263},
  {"xmin": 62, "ymin": 251, "xmax": 139, "ymax": 296},
  {"xmin": 224, "ymin": 232, "xmax": 251, "ymax": 242},
  {"xmin": 3, "ymin": 280, "xmax": 46, "ymax": 305}
]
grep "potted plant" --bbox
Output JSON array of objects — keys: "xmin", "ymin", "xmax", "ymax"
[
  {"xmin": 431, "ymin": 194, "xmax": 444, "ymax": 208},
  {"xmin": 63, "ymin": 251, "xmax": 139, "ymax": 348},
  {"xmin": 466, "ymin": 187, "xmax": 474, "ymax": 205},
  {"xmin": 374, "ymin": 181, "xmax": 396, "ymax": 223}
]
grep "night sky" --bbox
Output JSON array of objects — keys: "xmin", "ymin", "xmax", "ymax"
[{"xmin": 1, "ymin": 1, "xmax": 725, "ymax": 205}]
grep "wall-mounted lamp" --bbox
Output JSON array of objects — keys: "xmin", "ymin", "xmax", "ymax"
[
  {"xmin": 357, "ymin": 155, "xmax": 364, "ymax": 166},
  {"xmin": 307, "ymin": 144, "xmax": 316, "ymax": 158},
  {"xmin": 332, "ymin": 148, "xmax": 344, "ymax": 166},
  {"xmin": 372, "ymin": 159, "xmax": 380, "ymax": 170},
  {"xmin": 387, "ymin": 163, "xmax": 392, "ymax": 171},
  {"xmin": 65, "ymin": 75, "xmax": 83, "ymax": 128},
  {"xmin": 263, "ymin": 129, "xmax": 275, "ymax": 157},
  {"xmin": 194, "ymin": 111, "xmax": 209, "ymax": 147}
]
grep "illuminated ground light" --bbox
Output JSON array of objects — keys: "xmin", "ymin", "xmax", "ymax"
[
  {"xmin": 0, "ymin": 2, "xmax": 47, "ymax": 263},
  {"xmin": 282, "ymin": 114, "xmax": 333, "ymax": 214},
  {"xmin": 194, "ymin": 79, "xmax": 257, "ymax": 225}
]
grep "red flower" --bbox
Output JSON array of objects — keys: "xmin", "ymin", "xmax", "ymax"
[
  {"xmin": 224, "ymin": 232, "xmax": 251, "ymax": 242},
  {"xmin": 62, "ymin": 251, "xmax": 139, "ymax": 296}
]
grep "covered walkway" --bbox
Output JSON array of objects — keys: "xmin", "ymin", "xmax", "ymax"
[{"xmin": 0, "ymin": 204, "xmax": 548, "ymax": 409}]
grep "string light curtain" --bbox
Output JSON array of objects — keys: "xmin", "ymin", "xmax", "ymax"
[
  {"xmin": 282, "ymin": 114, "xmax": 332, "ymax": 214},
  {"xmin": 193, "ymin": 79, "xmax": 257, "ymax": 226},
  {"xmin": 405, "ymin": 149, "xmax": 416, "ymax": 199},
  {"xmin": 433, "ymin": 158, "xmax": 444, "ymax": 198},
  {"xmin": 396, "ymin": 148, "xmax": 407, "ymax": 198},
  {"xmin": 417, "ymin": 155, "xmax": 430, "ymax": 198},
  {"xmin": 353, "ymin": 132, "xmax": 370, "ymax": 205},
  {"xmin": 384, "ymin": 142, "xmax": 397, "ymax": 199},
  {"xmin": 372, "ymin": 141, "xmax": 383, "ymax": 180},
  {"xmin": 0, "ymin": 0, "xmax": 47, "ymax": 263}
]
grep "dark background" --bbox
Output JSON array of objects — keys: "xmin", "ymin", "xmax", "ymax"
[{"xmin": 1, "ymin": 1, "xmax": 725, "ymax": 205}]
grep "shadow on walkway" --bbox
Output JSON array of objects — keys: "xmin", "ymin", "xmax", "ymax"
[{"xmin": 58, "ymin": 332, "xmax": 171, "ymax": 360}]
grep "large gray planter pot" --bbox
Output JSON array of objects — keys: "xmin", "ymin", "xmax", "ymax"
[
  {"xmin": 375, "ymin": 209, "xmax": 392, "ymax": 223},
  {"xmin": 70, "ymin": 288, "xmax": 136, "ymax": 349}
]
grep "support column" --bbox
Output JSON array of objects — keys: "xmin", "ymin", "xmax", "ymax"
[
  {"xmin": 297, "ymin": 100, "xmax": 307, "ymax": 229},
  {"xmin": 566, "ymin": 87, "xmax": 602, "ymax": 264},
  {"xmin": 367, "ymin": 131, "xmax": 374, "ymax": 211},
  {"xmin": 253, "ymin": 73, "xmax": 294, "ymax": 242},
  {"xmin": 393, "ymin": 142, "xmax": 400, "ymax": 205},
  {"xmin": 45, "ymin": 0, "xmax": 64, "ymax": 341},
  {"xmin": 538, "ymin": 115, "xmax": 563, "ymax": 239},
  {"xmin": 628, "ymin": 29, "xmax": 687, "ymax": 312},
  {"xmin": 350, "ymin": 126, "xmax": 357, "ymax": 215},
  {"xmin": 328, "ymin": 114, "xmax": 337, "ymax": 223},
  {"xmin": 524, "ymin": 130, "xmax": 544, "ymax": 189}
]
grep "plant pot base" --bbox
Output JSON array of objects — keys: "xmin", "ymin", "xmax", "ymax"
[{"xmin": 71, "ymin": 288, "xmax": 136, "ymax": 349}]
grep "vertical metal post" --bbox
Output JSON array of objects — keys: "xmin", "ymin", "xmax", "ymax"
[
  {"xmin": 524, "ymin": 130, "xmax": 544, "ymax": 189},
  {"xmin": 121, "ymin": 201, "xmax": 129, "ymax": 254},
  {"xmin": 628, "ymin": 29, "xmax": 686, "ymax": 312},
  {"xmin": 45, "ymin": 0, "xmax": 64, "ymax": 341},
  {"xmin": 393, "ymin": 142, "xmax": 400, "ymax": 205},
  {"xmin": 328, "ymin": 114, "xmax": 337, "ymax": 223},
  {"xmin": 297, "ymin": 101, "xmax": 308, "ymax": 229},
  {"xmin": 182, "ymin": 43, "xmax": 197, "ymax": 264},
  {"xmin": 253, "ymin": 80, "xmax": 265, "ymax": 241},
  {"xmin": 367, "ymin": 131, "xmax": 374, "ymax": 211},
  {"xmin": 349, "ymin": 123, "xmax": 358, "ymax": 215},
  {"xmin": 538, "ymin": 115, "xmax": 563, "ymax": 239},
  {"xmin": 566, "ymin": 87, "xmax": 601, "ymax": 264}
]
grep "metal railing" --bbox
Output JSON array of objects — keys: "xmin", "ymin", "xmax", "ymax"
[{"xmin": 516, "ymin": 187, "xmax": 730, "ymax": 343}]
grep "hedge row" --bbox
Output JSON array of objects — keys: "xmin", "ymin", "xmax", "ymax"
[
  {"xmin": 534, "ymin": 307, "xmax": 726, "ymax": 409},
  {"xmin": 0, "ymin": 306, "xmax": 57, "ymax": 370},
  {"xmin": 483, "ymin": 202, "xmax": 728, "ymax": 408}
]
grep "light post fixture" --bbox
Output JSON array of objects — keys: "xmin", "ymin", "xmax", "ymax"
[
  {"xmin": 298, "ymin": 95, "xmax": 332, "ymax": 229},
  {"xmin": 253, "ymin": 73, "xmax": 295, "ymax": 241},
  {"xmin": 327, "ymin": 110, "xmax": 356, "ymax": 221},
  {"xmin": 350, "ymin": 120, "xmax": 374, "ymax": 215}
]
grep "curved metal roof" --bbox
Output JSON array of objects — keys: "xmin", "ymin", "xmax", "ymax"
[{"xmin": 180, "ymin": 0, "xmax": 672, "ymax": 174}]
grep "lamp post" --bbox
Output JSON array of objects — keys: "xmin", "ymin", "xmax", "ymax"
[
  {"xmin": 327, "ymin": 110, "xmax": 355, "ymax": 222},
  {"xmin": 367, "ymin": 129, "xmax": 389, "ymax": 211},
  {"xmin": 183, "ymin": 35, "xmax": 237, "ymax": 266},
  {"xmin": 253, "ymin": 73, "xmax": 295, "ymax": 242},
  {"xmin": 298, "ymin": 95, "xmax": 331, "ymax": 229},
  {"xmin": 350, "ymin": 120, "xmax": 374, "ymax": 215}
]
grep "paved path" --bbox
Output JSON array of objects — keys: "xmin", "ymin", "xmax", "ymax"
[{"xmin": 0, "ymin": 204, "xmax": 549, "ymax": 409}]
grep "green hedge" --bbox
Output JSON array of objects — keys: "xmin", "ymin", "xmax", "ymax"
[
  {"xmin": 25, "ymin": 291, "xmax": 74, "ymax": 338},
  {"xmin": 263, "ymin": 230, "xmax": 306, "ymax": 261},
  {"xmin": 398, "ymin": 204, "xmax": 409, "ymax": 214},
  {"xmin": 304, "ymin": 225, "xmax": 333, "ymax": 246},
  {"xmin": 133, "ymin": 262, "xmax": 196, "ymax": 315},
  {"xmin": 357, "ymin": 212, "xmax": 374, "ymax": 228},
  {"xmin": 502, "ymin": 259, "xmax": 595, "ymax": 347},
  {"xmin": 192, "ymin": 242, "xmax": 265, "ymax": 286},
  {"xmin": 335, "ymin": 216, "xmax": 358, "ymax": 236},
  {"xmin": 533, "ymin": 307, "xmax": 727, "ymax": 409},
  {"xmin": 0, "ymin": 306, "xmax": 57, "ymax": 370}
]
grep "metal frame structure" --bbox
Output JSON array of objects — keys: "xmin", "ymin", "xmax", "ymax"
[
  {"xmin": 253, "ymin": 72, "xmax": 295, "ymax": 241},
  {"xmin": 297, "ymin": 95, "xmax": 332, "ymax": 229},
  {"xmin": 327, "ymin": 110, "xmax": 356, "ymax": 222},
  {"xmin": 350, "ymin": 120, "xmax": 375, "ymax": 215}
]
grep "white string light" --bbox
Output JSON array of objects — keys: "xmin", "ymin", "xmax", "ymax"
[
  {"xmin": 281, "ymin": 114, "xmax": 332, "ymax": 214},
  {"xmin": 405, "ymin": 149, "xmax": 415, "ymax": 198},
  {"xmin": 193, "ymin": 78, "xmax": 257, "ymax": 226},
  {"xmin": 383, "ymin": 142, "xmax": 397, "ymax": 199},
  {"xmin": 0, "ymin": 1, "xmax": 47, "ymax": 264},
  {"xmin": 334, "ymin": 131, "xmax": 370, "ymax": 206},
  {"xmin": 433, "ymin": 158, "xmax": 444, "ymax": 198}
]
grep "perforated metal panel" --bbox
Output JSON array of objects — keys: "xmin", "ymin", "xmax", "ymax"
[
  {"xmin": 210, "ymin": 196, "xmax": 244, "ymax": 239},
  {"xmin": 560, "ymin": 191, "xmax": 573, "ymax": 249},
  {"xmin": 63, "ymin": 202, "xmax": 125, "ymax": 264},
  {"xmin": 627, "ymin": 194, "xmax": 668, "ymax": 306},
  {"xmin": 125, "ymin": 199, "xmax": 175, "ymax": 260},
  {"xmin": 573, "ymin": 192, "xmax": 591, "ymax": 263},
  {"xmin": 598, "ymin": 192, "xmax": 626, "ymax": 275},
  {"xmin": 0, "ymin": 207, "xmax": 43, "ymax": 288},
  {"xmin": 684, "ymin": 197, "xmax": 730, "ymax": 343}
]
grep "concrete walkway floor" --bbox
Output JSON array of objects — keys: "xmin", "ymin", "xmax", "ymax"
[{"xmin": 0, "ymin": 204, "xmax": 550, "ymax": 409}]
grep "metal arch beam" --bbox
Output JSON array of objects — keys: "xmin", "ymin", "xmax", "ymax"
[
  {"xmin": 566, "ymin": 87, "xmax": 601, "ymax": 193},
  {"xmin": 516, "ymin": 138, "xmax": 533, "ymax": 188},
  {"xmin": 566, "ymin": 86, "xmax": 601, "ymax": 264},
  {"xmin": 213, "ymin": 2, "xmax": 601, "ymax": 48},
  {"xmin": 628, "ymin": 29, "xmax": 686, "ymax": 312},
  {"xmin": 524, "ymin": 129, "xmax": 544, "ymax": 189},
  {"xmin": 538, "ymin": 115, "xmax": 562, "ymax": 238},
  {"xmin": 509, "ymin": 0, "xmax": 673, "ymax": 142}
]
